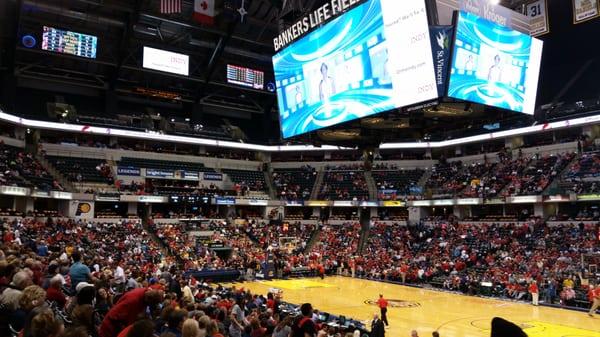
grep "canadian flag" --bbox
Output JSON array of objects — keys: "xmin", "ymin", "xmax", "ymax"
[{"xmin": 193, "ymin": 0, "xmax": 215, "ymax": 25}]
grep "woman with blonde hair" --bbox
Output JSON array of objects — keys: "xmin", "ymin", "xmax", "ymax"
[
  {"xmin": 10, "ymin": 285, "xmax": 47, "ymax": 332},
  {"xmin": 23, "ymin": 307, "xmax": 64, "ymax": 337},
  {"xmin": 19, "ymin": 285, "xmax": 47, "ymax": 312},
  {"xmin": 182, "ymin": 319, "xmax": 201, "ymax": 337}
]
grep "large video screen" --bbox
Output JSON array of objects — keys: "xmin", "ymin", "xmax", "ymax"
[
  {"xmin": 143, "ymin": 46, "xmax": 189, "ymax": 76},
  {"xmin": 273, "ymin": 0, "xmax": 438, "ymax": 139},
  {"xmin": 447, "ymin": 11, "xmax": 543, "ymax": 115},
  {"xmin": 42, "ymin": 26, "xmax": 98, "ymax": 59}
]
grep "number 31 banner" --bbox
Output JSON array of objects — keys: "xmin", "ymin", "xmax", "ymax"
[{"xmin": 526, "ymin": 0, "xmax": 550, "ymax": 36}]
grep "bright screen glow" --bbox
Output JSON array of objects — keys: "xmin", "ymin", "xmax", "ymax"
[
  {"xmin": 227, "ymin": 64, "xmax": 264, "ymax": 89},
  {"xmin": 42, "ymin": 26, "xmax": 97, "ymax": 59},
  {"xmin": 143, "ymin": 46, "xmax": 189, "ymax": 76},
  {"xmin": 273, "ymin": 0, "xmax": 438, "ymax": 138},
  {"xmin": 447, "ymin": 11, "xmax": 543, "ymax": 115}
]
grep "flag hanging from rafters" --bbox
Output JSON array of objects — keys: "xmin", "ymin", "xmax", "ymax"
[
  {"xmin": 194, "ymin": 0, "xmax": 216, "ymax": 25},
  {"xmin": 160, "ymin": 0, "xmax": 181, "ymax": 14}
]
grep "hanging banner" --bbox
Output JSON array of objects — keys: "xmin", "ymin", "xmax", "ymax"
[
  {"xmin": 117, "ymin": 166, "xmax": 141, "ymax": 176},
  {"xmin": 573, "ymin": 0, "xmax": 600, "ymax": 23},
  {"xmin": 146, "ymin": 169, "xmax": 174, "ymax": 178},
  {"xmin": 203, "ymin": 172, "xmax": 223, "ymax": 181},
  {"xmin": 429, "ymin": 26, "xmax": 453, "ymax": 96},
  {"xmin": 526, "ymin": 0, "xmax": 550, "ymax": 36}
]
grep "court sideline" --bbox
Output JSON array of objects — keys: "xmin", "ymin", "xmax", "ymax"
[{"xmin": 223, "ymin": 276, "xmax": 600, "ymax": 337}]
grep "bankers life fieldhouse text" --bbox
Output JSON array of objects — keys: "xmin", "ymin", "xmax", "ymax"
[{"xmin": 273, "ymin": 0, "xmax": 364, "ymax": 52}]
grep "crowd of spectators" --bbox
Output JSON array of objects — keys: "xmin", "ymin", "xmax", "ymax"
[
  {"xmin": 425, "ymin": 155, "xmax": 533, "ymax": 199},
  {"xmin": 0, "ymin": 210, "xmax": 598, "ymax": 337},
  {"xmin": 310, "ymin": 223, "xmax": 362, "ymax": 273},
  {"xmin": 0, "ymin": 143, "xmax": 62, "ymax": 191},
  {"xmin": 2, "ymin": 217, "xmax": 363, "ymax": 337},
  {"xmin": 272, "ymin": 166, "xmax": 317, "ymax": 200},
  {"xmin": 148, "ymin": 221, "xmax": 265, "ymax": 276},
  {"xmin": 503, "ymin": 152, "xmax": 575, "ymax": 196},
  {"xmin": 354, "ymin": 220, "xmax": 599, "ymax": 308},
  {"xmin": 245, "ymin": 222, "xmax": 316, "ymax": 253},
  {"xmin": 566, "ymin": 151, "xmax": 600, "ymax": 179},
  {"xmin": 424, "ymin": 161, "xmax": 464, "ymax": 196},
  {"xmin": 319, "ymin": 171, "xmax": 368, "ymax": 200}
]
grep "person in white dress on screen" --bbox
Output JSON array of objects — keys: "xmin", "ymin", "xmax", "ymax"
[
  {"xmin": 487, "ymin": 54, "xmax": 503, "ymax": 82},
  {"xmin": 295, "ymin": 85, "xmax": 303, "ymax": 106},
  {"xmin": 464, "ymin": 54, "xmax": 475, "ymax": 72},
  {"xmin": 319, "ymin": 63, "xmax": 336, "ymax": 101}
]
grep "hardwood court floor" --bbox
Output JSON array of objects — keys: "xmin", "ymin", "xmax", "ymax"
[{"xmin": 227, "ymin": 276, "xmax": 600, "ymax": 337}]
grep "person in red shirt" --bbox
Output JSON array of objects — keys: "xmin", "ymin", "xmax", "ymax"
[
  {"xmin": 528, "ymin": 280, "xmax": 538, "ymax": 306},
  {"xmin": 317, "ymin": 264, "xmax": 325, "ymax": 280},
  {"xmin": 98, "ymin": 288, "xmax": 163, "ymax": 337},
  {"xmin": 377, "ymin": 294, "xmax": 389, "ymax": 326},
  {"xmin": 589, "ymin": 284, "xmax": 600, "ymax": 317},
  {"xmin": 266, "ymin": 292, "xmax": 276, "ymax": 311}
]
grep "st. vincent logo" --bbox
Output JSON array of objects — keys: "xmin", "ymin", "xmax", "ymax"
[{"xmin": 364, "ymin": 299, "xmax": 420, "ymax": 308}]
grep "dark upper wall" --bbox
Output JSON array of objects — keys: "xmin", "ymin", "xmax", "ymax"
[{"xmin": 536, "ymin": 0, "xmax": 600, "ymax": 105}]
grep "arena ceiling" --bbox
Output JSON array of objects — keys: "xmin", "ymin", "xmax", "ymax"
[{"xmin": 0, "ymin": 0, "xmax": 599, "ymax": 146}]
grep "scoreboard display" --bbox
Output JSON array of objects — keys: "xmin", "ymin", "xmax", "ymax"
[
  {"xmin": 227, "ymin": 64, "xmax": 264, "ymax": 89},
  {"xmin": 42, "ymin": 26, "xmax": 98, "ymax": 59}
]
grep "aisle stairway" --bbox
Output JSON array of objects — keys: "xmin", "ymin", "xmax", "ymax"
[
  {"xmin": 264, "ymin": 170, "xmax": 277, "ymax": 199},
  {"xmin": 364, "ymin": 171, "xmax": 377, "ymax": 200},
  {"xmin": 310, "ymin": 168, "xmax": 325, "ymax": 199},
  {"xmin": 140, "ymin": 216, "xmax": 181, "ymax": 266},
  {"xmin": 304, "ymin": 225, "xmax": 322, "ymax": 252},
  {"xmin": 357, "ymin": 225, "xmax": 370, "ymax": 254},
  {"xmin": 35, "ymin": 154, "xmax": 76, "ymax": 192}
]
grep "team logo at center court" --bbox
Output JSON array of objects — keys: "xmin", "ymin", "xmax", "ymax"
[{"xmin": 364, "ymin": 299, "xmax": 421, "ymax": 308}]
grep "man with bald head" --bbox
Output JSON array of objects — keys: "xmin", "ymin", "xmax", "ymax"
[{"xmin": 370, "ymin": 313, "xmax": 384, "ymax": 337}]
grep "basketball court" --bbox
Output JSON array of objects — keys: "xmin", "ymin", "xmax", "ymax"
[{"xmin": 224, "ymin": 276, "xmax": 600, "ymax": 337}]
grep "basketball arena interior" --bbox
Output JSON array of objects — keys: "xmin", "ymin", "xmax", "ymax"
[{"xmin": 0, "ymin": 0, "xmax": 599, "ymax": 336}]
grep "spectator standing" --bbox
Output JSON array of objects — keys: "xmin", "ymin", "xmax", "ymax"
[
  {"xmin": 589, "ymin": 284, "xmax": 600, "ymax": 317},
  {"xmin": 529, "ymin": 281, "xmax": 539, "ymax": 306},
  {"xmin": 370, "ymin": 314, "xmax": 385, "ymax": 337},
  {"xmin": 69, "ymin": 251, "xmax": 92, "ymax": 293}
]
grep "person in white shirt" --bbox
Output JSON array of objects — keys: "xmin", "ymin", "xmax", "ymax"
[
  {"xmin": 488, "ymin": 54, "xmax": 503, "ymax": 82},
  {"xmin": 318, "ymin": 63, "xmax": 335, "ymax": 102},
  {"xmin": 182, "ymin": 281, "xmax": 195, "ymax": 304},
  {"xmin": 113, "ymin": 262, "xmax": 126, "ymax": 292},
  {"xmin": 464, "ymin": 54, "xmax": 475, "ymax": 72}
]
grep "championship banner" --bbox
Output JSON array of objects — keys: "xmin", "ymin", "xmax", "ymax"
[
  {"xmin": 573, "ymin": 0, "xmax": 600, "ymax": 24},
  {"xmin": 526, "ymin": 0, "xmax": 550, "ymax": 36}
]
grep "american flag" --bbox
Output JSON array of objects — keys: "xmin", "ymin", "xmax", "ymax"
[{"xmin": 160, "ymin": 0, "xmax": 181, "ymax": 14}]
